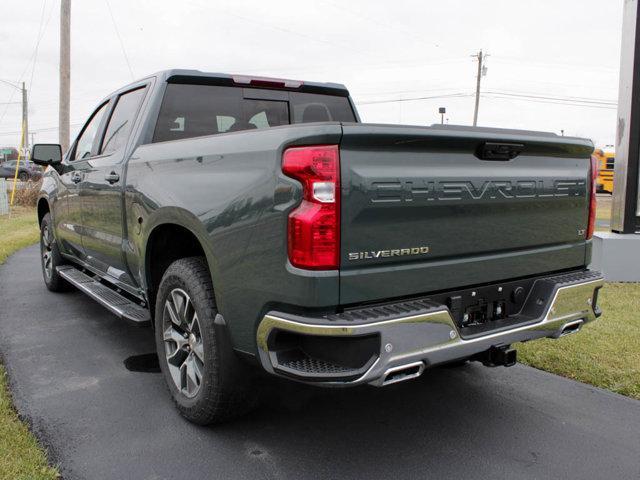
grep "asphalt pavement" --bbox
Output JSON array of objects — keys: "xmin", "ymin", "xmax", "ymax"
[{"xmin": 1, "ymin": 245, "xmax": 639, "ymax": 480}]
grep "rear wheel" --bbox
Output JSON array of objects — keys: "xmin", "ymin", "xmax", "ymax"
[
  {"xmin": 155, "ymin": 257, "xmax": 255, "ymax": 424},
  {"xmin": 39, "ymin": 213, "xmax": 71, "ymax": 292},
  {"xmin": 18, "ymin": 171, "xmax": 29, "ymax": 182}
]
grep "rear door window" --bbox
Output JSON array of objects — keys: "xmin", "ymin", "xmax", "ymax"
[{"xmin": 152, "ymin": 83, "xmax": 355, "ymax": 143}]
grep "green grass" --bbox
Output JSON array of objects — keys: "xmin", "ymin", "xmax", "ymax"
[
  {"xmin": 0, "ymin": 207, "xmax": 40, "ymax": 264},
  {"xmin": 0, "ymin": 207, "xmax": 59, "ymax": 479},
  {"xmin": 0, "ymin": 368, "xmax": 59, "ymax": 479},
  {"xmin": 518, "ymin": 283, "xmax": 640, "ymax": 400}
]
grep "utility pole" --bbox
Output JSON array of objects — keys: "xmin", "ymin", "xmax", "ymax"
[
  {"xmin": 59, "ymin": 0, "xmax": 71, "ymax": 153},
  {"xmin": 0, "ymin": 79, "xmax": 29, "ymax": 157},
  {"xmin": 21, "ymin": 82, "xmax": 28, "ymax": 155},
  {"xmin": 0, "ymin": 79, "xmax": 28, "ymax": 155},
  {"xmin": 472, "ymin": 50, "xmax": 486, "ymax": 127}
]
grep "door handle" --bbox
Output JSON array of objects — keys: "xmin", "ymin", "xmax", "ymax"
[
  {"xmin": 105, "ymin": 172, "xmax": 120, "ymax": 184},
  {"xmin": 71, "ymin": 172, "xmax": 82, "ymax": 184}
]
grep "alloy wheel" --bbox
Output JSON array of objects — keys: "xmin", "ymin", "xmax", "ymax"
[
  {"xmin": 41, "ymin": 226, "xmax": 53, "ymax": 280},
  {"xmin": 162, "ymin": 288, "xmax": 205, "ymax": 398}
]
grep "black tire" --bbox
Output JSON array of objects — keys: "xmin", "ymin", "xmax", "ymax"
[
  {"xmin": 154, "ymin": 257, "xmax": 255, "ymax": 425},
  {"xmin": 39, "ymin": 213, "xmax": 71, "ymax": 292},
  {"xmin": 18, "ymin": 171, "xmax": 29, "ymax": 182}
]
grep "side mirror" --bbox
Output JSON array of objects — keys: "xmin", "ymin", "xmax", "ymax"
[{"xmin": 31, "ymin": 144, "xmax": 62, "ymax": 166}]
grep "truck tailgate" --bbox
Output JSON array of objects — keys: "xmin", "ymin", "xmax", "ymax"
[{"xmin": 339, "ymin": 124, "xmax": 594, "ymax": 304}]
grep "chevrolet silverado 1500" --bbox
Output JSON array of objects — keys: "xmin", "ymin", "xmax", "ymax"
[{"xmin": 32, "ymin": 70, "xmax": 603, "ymax": 424}]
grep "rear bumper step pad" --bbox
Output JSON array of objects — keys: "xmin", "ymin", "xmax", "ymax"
[
  {"xmin": 256, "ymin": 270, "xmax": 604, "ymax": 386},
  {"xmin": 57, "ymin": 266, "xmax": 151, "ymax": 326}
]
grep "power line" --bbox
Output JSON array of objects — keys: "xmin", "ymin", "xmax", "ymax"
[
  {"xmin": 490, "ymin": 76, "xmax": 619, "ymax": 92},
  {"xmin": 318, "ymin": 0, "xmax": 438, "ymax": 48},
  {"xmin": 203, "ymin": 2, "xmax": 372, "ymax": 55},
  {"xmin": 240, "ymin": 57, "xmax": 470, "ymax": 79},
  {"xmin": 185, "ymin": 0, "xmax": 409, "ymax": 63},
  {"xmin": 0, "ymin": 0, "xmax": 56, "ymax": 126},
  {"xmin": 105, "ymin": 0, "xmax": 135, "ymax": 80},
  {"xmin": 355, "ymin": 89, "xmax": 618, "ymax": 107},
  {"xmin": 356, "ymin": 93, "xmax": 473, "ymax": 105},
  {"xmin": 0, "ymin": 122, "xmax": 83, "ymax": 136},
  {"xmin": 355, "ymin": 87, "xmax": 617, "ymax": 103},
  {"xmin": 491, "ymin": 55, "xmax": 618, "ymax": 74},
  {"xmin": 481, "ymin": 94, "xmax": 618, "ymax": 110},
  {"xmin": 0, "ymin": 88, "xmax": 617, "ymax": 137},
  {"xmin": 26, "ymin": 0, "xmax": 48, "ymax": 98},
  {"xmin": 482, "ymin": 91, "xmax": 617, "ymax": 106},
  {"xmin": 27, "ymin": 0, "xmax": 55, "ymax": 100},
  {"xmin": 0, "ymin": 87, "xmax": 20, "ymax": 130},
  {"xmin": 354, "ymin": 84, "xmax": 471, "ymax": 98}
]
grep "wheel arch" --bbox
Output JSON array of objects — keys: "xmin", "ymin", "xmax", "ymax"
[
  {"xmin": 143, "ymin": 219, "xmax": 218, "ymax": 315},
  {"xmin": 37, "ymin": 197, "xmax": 50, "ymax": 226}
]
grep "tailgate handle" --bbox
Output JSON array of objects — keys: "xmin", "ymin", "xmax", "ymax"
[{"xmin": 477, "ymin": 142, "xmax": 524, "ymax": 161}]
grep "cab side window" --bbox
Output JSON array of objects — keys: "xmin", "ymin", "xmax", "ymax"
[
  {"xmin": 72, "ymin": 102, "xmax": 109, "ymax": 161},
  {"xmin": 100, "ymin": 87, "xmax": 146, "ymax": 155}
]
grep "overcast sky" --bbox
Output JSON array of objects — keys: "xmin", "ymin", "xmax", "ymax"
[{"xmin": 0, "ymin": 0, "xmax": 623, "ymax": 150}]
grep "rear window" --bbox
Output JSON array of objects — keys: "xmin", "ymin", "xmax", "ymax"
[{"xmin": 152, "ymin": 84, "xmax": 355, "ymax": 143}]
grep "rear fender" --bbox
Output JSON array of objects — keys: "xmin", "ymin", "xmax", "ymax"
[{"xmin": 141, "ymin": 207, "xmax": 221, "ymax": 303}]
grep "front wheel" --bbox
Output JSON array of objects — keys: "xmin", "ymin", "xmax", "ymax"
[
  {"xmin": 155, "ymin": 257, "xmax": 255, "ymax": 424},
  {"xmin": 18, "ymin": 171, "xmax": 29, "ymax": 182},
  {"xmin": 40, "ymin": 213, "xmax": 71, "ymax": 292}
]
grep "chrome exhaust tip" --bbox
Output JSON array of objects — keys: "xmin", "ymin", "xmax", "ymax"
[
  {"xmin": 559, "ymin": 319, "xmax": 584, "ymax": 337},
  {"xmin": 381, "ymin": 361, "xmax": 425, "ymax": 386}
]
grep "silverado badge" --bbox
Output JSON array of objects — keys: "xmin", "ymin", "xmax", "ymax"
[{"xmin": 348, "ymin": 246, "xmax": 430, "ymax": 261}]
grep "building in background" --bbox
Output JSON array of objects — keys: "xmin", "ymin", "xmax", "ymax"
[{"xmin": 0, "ymin": 147, "xmax": 19, "ymax": 163}]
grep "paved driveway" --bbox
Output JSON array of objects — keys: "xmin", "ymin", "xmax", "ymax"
[{"xmin": 1, "ymin": 246, "xmax": 639, "ymax": 480}]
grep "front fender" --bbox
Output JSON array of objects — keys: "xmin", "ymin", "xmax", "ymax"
[{"xmin": 36, "ymin": 171, "xmax": 59, "ymax": 225}]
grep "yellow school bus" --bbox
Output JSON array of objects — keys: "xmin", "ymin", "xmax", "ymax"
[{"xmin": 593, "ymin": 146, "xmax": 614, "ymax": 193}]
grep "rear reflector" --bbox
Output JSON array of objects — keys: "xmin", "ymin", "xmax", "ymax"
[
  {"xmin": 587, "ymin": 154, "xmax": 598, "ymax": 239},
  {"xmin": 282, "ymin": 145, "xmax": 340, "ymax": 270}
]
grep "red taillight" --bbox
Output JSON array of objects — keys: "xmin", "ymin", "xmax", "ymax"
[
  {"xmin": 587, "ymin": 154, "xmax": 598, "ymax": 239},
  {"xmin": 282, "ymin": 145, "xmax": 340, "ymax": 270}
]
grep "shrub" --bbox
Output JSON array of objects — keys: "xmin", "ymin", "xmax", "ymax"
[{"xmin": 7, "ymin": 180, "xmax": 42, "ymax": 207}]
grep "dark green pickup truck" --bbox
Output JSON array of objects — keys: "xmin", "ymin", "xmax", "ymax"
[{"xmin": 32, "ymin": 70, "xmax": 603, "ymax": 424}]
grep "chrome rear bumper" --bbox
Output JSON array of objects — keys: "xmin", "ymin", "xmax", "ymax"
[{"xmin": 256, "ymin": 271, "xmax": 603, "ymax": 386}]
